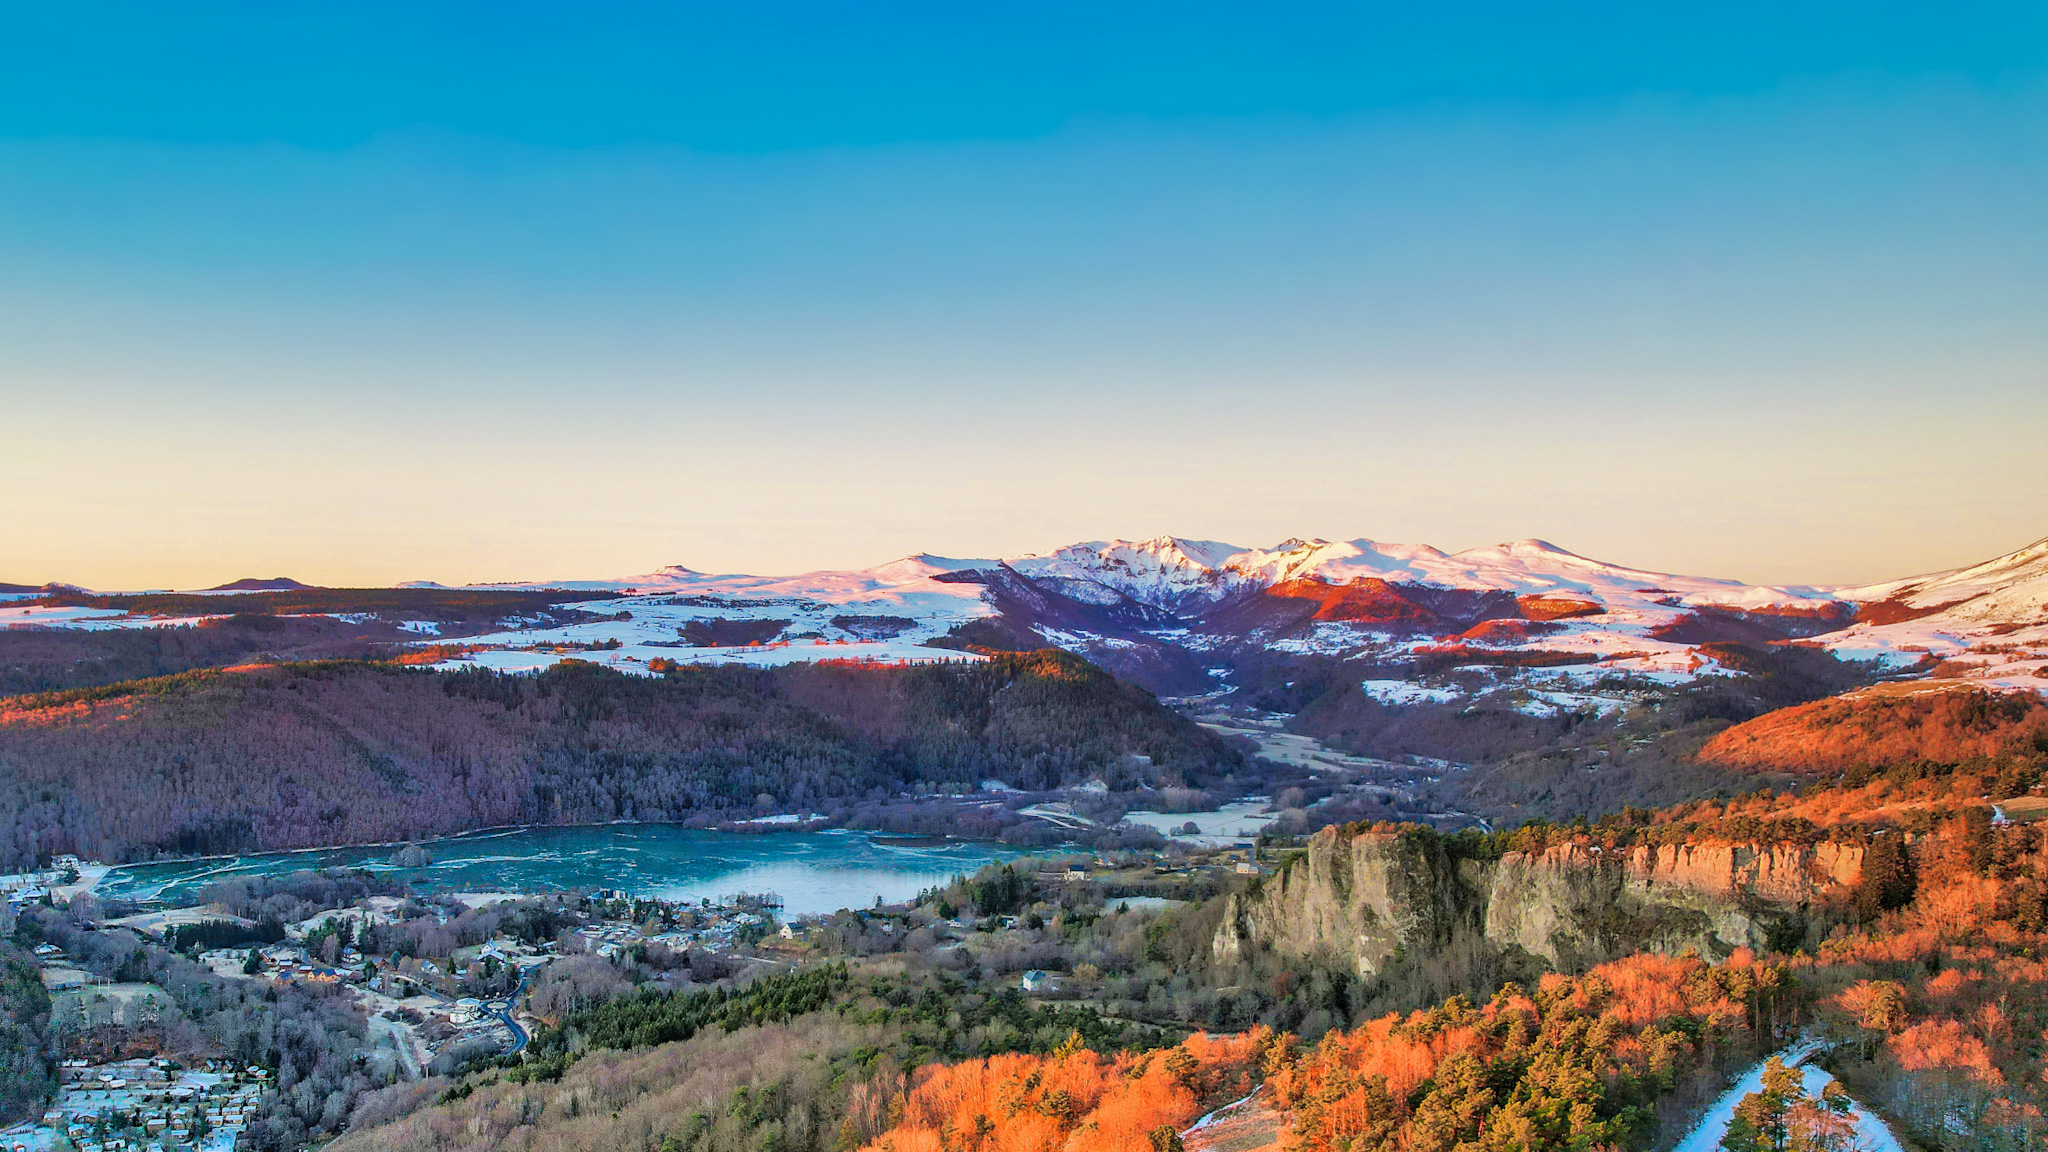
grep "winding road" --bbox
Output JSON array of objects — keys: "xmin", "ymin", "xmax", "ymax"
[
  {"xmin": 1673, "ymin": 1042, "xmax": 1904, "ymax": 1152},
  {"xmin": 495, "ymin": 969, "xmax": 533, "ymax": 1054}
]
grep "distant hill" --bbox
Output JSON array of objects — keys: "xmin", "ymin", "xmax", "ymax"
[{"xmin": 204, "ymin": 576, "xmax": 318, "ymax": 591}]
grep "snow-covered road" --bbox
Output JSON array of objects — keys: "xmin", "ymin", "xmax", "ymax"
[{"xmin": 1673, "ymin": 1042, "xmax": 1905, "ymax": 1152}]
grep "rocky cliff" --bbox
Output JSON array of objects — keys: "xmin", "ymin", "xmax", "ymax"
[{"xmin": 1213, "ymin": 826, "xmax": 1862, "ymax": 977}]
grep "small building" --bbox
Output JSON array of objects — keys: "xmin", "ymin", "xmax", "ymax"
[{"xmin": 1021, "ymin": 970, "xmax": 1056, "ymax": 993}]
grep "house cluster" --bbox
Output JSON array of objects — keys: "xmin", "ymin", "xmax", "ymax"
[
  {"xmin": 230, "ymin": 943, "xmax": 351, "ymax": 985},
  {"xmin": 0, "ymin": 856, "xmax": 88, "ymax": 915},
  {"xmin": 36, "ymin": 1058, "xmax": 268, "ymax": 1152},
  {"xmin": 574, "ymin": 899, "xmax": 772, "ymax": 958}
]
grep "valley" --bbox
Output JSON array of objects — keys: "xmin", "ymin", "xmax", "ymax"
[{"xmin": 0, "ymin": 530, "xmax": 2044, "ymax": 1152}]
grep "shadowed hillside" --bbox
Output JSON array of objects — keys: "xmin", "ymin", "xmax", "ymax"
[{"xmin": 0, "ymin": 652, "xmax": 1237, "ymax": 868}]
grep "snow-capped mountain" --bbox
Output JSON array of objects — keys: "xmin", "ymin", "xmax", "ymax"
[
  {"xmin": 414, "ymin": 532, "xmax": 2043, "ymax": 698},
  {"xmin": 1010, "ymin": 535, "xmax": 1838, "ymax": 614},
  {"xmin": 1817, "ymin": 535, "xmax": 2048, "ymax": 693},
  {"xmin": 15, "ymin": 532, "xmax": 2045, "ymax": 702}
]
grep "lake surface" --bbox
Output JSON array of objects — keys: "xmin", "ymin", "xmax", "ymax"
[{"xmin": 96, "ymin": 825, "xmax": 1028, "ymax": 917}]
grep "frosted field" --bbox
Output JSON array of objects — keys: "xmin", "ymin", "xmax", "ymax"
[
  {"xmin": 443, "ymin": 635, "xmax": 981, "ymax": 677},
  {"xmin": 1121, "ymin": 800, "xmax": 1277, "ymax": 848},
  {"xmin": 432, "ymin": 555, "xmax": 994, "ymax": 675},
  {"xmin": 0, "ymin": 603, "xmax": 216, "ymax": 630},
  {"xmin": 1361, "ymin": 680, "xmax": 1461, "ymax": 706}
]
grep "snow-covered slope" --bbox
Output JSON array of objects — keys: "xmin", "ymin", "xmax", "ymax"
[
  {"xmin": 476, "ymin": 553, "xmax": 995, "ymax": 602},
  {"xmin": 996, "ymin": 534, "xmax": 1868, "ymax": 688},
  {"xmin": 1819, "ymin": 535, "xmax": 2048, "ymax": 691},
  {"xmin": 438, "ymin": 554, "xmax": 1000, "ymax": 677},
  {"xmin": 1840, "ymin": 535, "xmax": 2048, "ymax": 621},
  {"xmin": 1017, "ymin": 536, "xmax": 1836, "ymax": 612},
  {"xmin": 11, "ymin": 532, "xmax": 2044, "ymax": 699},
  {"xmin": 1009, "ymin": 538, "xmax": 1250, "ymax": 610},
  {"xmin": 422, "ymin": 535, "xmax": 1868, "ymax": 689}
]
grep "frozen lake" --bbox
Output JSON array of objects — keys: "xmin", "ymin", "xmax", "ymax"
[{"xmin": 96, "ymin": 825, "xmax": 1028, "ymax": 917}]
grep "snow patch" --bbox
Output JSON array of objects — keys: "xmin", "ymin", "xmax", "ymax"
[{"xmin": 1361, "ymin": 680, "xmax": 1461, "ymax": 706}]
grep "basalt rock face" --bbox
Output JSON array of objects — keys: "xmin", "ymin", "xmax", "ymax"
[
  {"xmin": 1213, "ymin": 827, "xmax": 1863, "ymax": 978},
  {"xmin": 1211, "ymin": 826, "xmax": 1478, "ymax": 976}
]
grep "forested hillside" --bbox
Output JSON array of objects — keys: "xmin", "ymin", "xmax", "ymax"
[
  {"xmin": 865, "ymin": 953, "xmax": 1786, "ymax": 1152},
  {"xmin": 0, "ymin": 615, "xmax": 400, "ymax": 697},
  {"xmin": 0, "ymin": 939, "xmax": 54, "ymax": 1124},
  {"xmin": 1699, "ymin": 683, "xmax": 2048, "ymax": 774},
  {"xmin": 1268, "ymin": 642, "xmax": 1877, "ymax": 822},
  {"xmin": 0, "ymin": 652, "xmax": 1238, "ymax": 867}
]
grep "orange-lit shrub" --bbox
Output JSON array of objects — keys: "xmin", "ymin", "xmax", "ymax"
[{"xmin": 862, "ymin": 1029, "xmax": 1272, "ymax": 1152}]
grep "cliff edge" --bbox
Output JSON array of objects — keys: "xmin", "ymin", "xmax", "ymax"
[{"xmin": 1213, "ymin": 825, "xmax": 1862, "ymax": 977}]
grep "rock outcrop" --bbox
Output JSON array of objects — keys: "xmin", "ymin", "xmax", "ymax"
[{"xmin": 1213, "ymin": 826, "xmax": 1863, "ymax": 978}]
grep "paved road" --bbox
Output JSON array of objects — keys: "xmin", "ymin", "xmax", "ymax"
[
  {"xmin": 421, "ymin": 967, "xmax": 533, "ymax": 1057},
  {"xmin": 496, "ymin": 970, "xmax": 532, "ymax": 1054}
]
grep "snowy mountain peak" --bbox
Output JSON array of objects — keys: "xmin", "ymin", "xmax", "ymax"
[
  {"xmin": 1011, "ymin": 537, "xmax": 1251, "ymax": 610},
  {"xmin": 1499, "ymin": 538, "xmax": 1578, "ymax": 557},
  {"xmin": 867, "ymin": 554, "xmax": 996, "ymax": 580}
]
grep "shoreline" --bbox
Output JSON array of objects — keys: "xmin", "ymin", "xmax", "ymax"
[{"xmin": 93, "ymin": 816, "xmax": 1022, "ymax": 891}]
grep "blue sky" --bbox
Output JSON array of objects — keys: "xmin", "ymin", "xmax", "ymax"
[{"xmin": 1, "ymin": 2, "xmax": 2044, "ymax": 588}]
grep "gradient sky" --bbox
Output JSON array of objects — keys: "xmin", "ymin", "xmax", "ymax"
[{"xmin": 2, "ymin": 1, "xmax": 2044, "ymax": 591}]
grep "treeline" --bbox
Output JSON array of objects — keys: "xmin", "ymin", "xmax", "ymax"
[
  {"xmin": 517, "ymin": 966, "xmax": 850, "ymax": 1079},
  {"xmin": 31, "ymin": 587, "xmax": 621, "ymax": 620},
  {"xmin": 1377, "ymin": 744, "xmax": 2038, "ymax": 860},
  {"xmin": 0, "ymin": 653, "xmax": 1241, "ymax": 867},
  {"xmin": 865, "ymin": 1028, "xmax": 1272, "ymax": 1152},
  {"xmin": 1271, "ymin": 952, "xmax": 1788, "ymax": 1152},
  {"xmin": 0, "ymin": 939, "xmax": 54, "ymax": 1124},
  {"xmin": 344, "ymin": 962, "xmax": 1182, "ymax": 1152},
  {"xmin": 861, "ymin": 950, "xmax": 1785, "ymax": 1152},
  {"xmin": 0, "ymin": 616, "xmax": 397, "ymax": 697},
  {"xmin": 164, "ymin": 918, "xmax": 285, "ymax": 952},
  {"xmin": 199, "ymin": 870, "xmax": 414, "ymax": 926},
  {"xmin": 333, "ymin": 1011, "xmax": 901, "ymax": 1152},
  {"xmin": 0, "ymin": 587, "xmax": 633, "ymax": 697}
]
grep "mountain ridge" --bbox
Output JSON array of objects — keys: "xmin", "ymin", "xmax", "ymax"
[{"xmin": 10, "ymin": 531, "xmax": 2044, "ymax": 703}]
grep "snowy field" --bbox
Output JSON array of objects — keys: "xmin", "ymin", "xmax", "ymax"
[
  {"xmin": 425, "ymin": 555, "xmax": 993, "ymax": 675},
  {"xmin": 1120, "ymin": 800, "xmax": 1276, "ymax": 848},
  {"xmin": 0, "ymin": 604, "xmax": 217, "ymax": 630}
]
